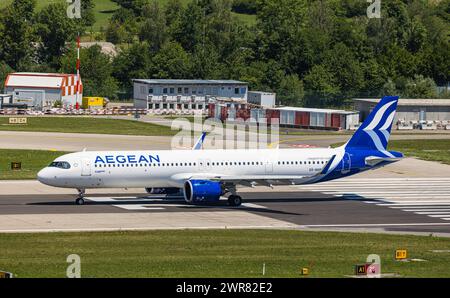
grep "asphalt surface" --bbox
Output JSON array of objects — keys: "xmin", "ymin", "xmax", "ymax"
[{"xmin": 1, "ymin": 177, "xmax": 450, "ymax": 235}]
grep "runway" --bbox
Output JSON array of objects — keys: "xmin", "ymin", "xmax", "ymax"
[
  {"xmin": 1, "ymin": 176, "xmax": 450, "ymax": 236},
  {"xmin": 1, "ymin": 130, "xmax": 450, "ymax": 151}
]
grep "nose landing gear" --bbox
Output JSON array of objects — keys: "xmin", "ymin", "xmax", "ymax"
[{"xmin": 75, "ymin": 189, "xmax": 85, "ymax": 205}]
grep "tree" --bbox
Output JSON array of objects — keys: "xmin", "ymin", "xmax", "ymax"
[
  {"xmin": 403, "ymin": 75, "xmax": 438, "ymax": 98},
  {"xmin": 112, "ymin": 42, "xmax": 152, "ymax": 91},
  {"xmin": 35, "ymin": 3, "xmax": 77, "ymax": 66},
  {"xmin": 106, "ymin": 8, "xmax": 138, "ymax": 44},
  {"xmin": 321, "ymin": 43, "xmax": 364, "ymax": 98},
  {"xmin": 171, "ymin": 1, "xmax": 205, "ymax": 52},
  {"xmin": 190, "ymin": 43, "xmax": 224, "ymax": 79},
  {"xmin": 149, "ymin": 42, "xmax": 192, "ymax": 79},
  {"xmin": 303, "ymin": 64, "xmax": 340, "ymax": 107},
  {"xmin": 0, "ymin": 0, "xmax": 36, "ymax": 70},
  {"xmin": 0, "ymin": 62, "xmax": 14, "ymax": 90},
  {"xmin": 277, "ymin": 74, "xmax": 304, "ymax": 106},
  {"xmin": 60, "ymin": 45, "xmax": 119, "ymax": 99},
  {"xmin": 139, "ymin": 2, "xmax": 167, "ymax": 52},
  {"xmin": 79, "ymin": 0, "xmax": 96, "ymax": 28},
  {"xmin": 112, "ymin": 0, "xmax": 150, "ymax": 16}
]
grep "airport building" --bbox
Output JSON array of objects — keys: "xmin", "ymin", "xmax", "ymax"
[
  {"xmin": 354, "ymin": 98, "xmax": 450, "ymax": 129},
  {"xmin": 247, "ymin": 91, "xmax": 276, "ymax": 108},
  {"xmin": 3, "ymin": 72, "xmax": 82, "ymax": 109},
  {"xmin": 209, "ymin": 103, "xmax": 360, "ymax": 130},
  {"xmin": 133, "ymin": 79, "xmax": 248, "ymax": 112}
]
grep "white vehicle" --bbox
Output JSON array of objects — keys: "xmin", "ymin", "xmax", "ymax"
[{"xmin": 38, "ymin": 96, "xmax": 403, "ymax": 206}]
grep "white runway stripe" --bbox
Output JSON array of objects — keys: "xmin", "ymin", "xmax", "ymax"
[
  {"xmin": 414, "ymin": 211, "xmax": 450, "ymax": 215},
  {"xmin": 299, "ymin": 177, "xmax": 450, "ymax": 221},
  {"xmin": 405, "ymin": 209, "xmax": 450, "ymax": 212},
  {"xmin": 82, "ymin": 196, "xmax": 266, "ymax": 211}
]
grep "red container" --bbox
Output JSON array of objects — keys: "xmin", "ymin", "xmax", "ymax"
[
  {"xmin": 208, "ymin": 103, "xmax": 215, "ymax": 118},
  {"xmin": 266, "ymin": 109, "xmax": 280, "ymax": 124},
  {"xmin": 331, "ymin": 113, "xmax": 341, "ymax": 128},
  {"xmin": 295, "ymin": 111, "xmax": 310, "ymax": 126},
  {"xmin": 237, "ymin": 107, "xmax": 251, "ymax": 120},
  {"xmin": 220, "ymin": 106, "xmax": 228, "ymax": 121}
]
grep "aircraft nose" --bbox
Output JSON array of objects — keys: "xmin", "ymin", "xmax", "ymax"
[{"xmin": 37, "ymin": 168, "xmax": 53, "ymax": 185}]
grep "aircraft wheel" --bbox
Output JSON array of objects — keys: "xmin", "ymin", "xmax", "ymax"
[
  {"xmin": 228, "ymin": 195, "xmax": 242, "ymax": 207},
  {"xmin": 75, "ymin": 197, "xmax": 85, "ymax": 205}
]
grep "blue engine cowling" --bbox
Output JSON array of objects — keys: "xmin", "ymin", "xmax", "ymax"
[{"xmin": 184, "ymin": 180, "xmax": 223, "ymax": 203}]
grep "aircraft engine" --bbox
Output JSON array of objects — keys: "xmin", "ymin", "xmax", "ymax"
[{"xmin": 183, "ymin": 180, "xmax": 223, "ymax": 203}]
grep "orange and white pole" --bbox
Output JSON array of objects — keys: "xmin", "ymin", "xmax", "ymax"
[{"xmin": 75, "ymin": 34, "xmax": 81, "ymax": 109}]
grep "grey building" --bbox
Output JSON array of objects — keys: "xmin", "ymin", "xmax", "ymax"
[
  {"xmin": 247, "ymin": 91, "xmax": 276, "ymax": 108},
  {"xmin": 353, "ymin": 98, "xmax": 450, "ymax": 123},
  {"xmin": 133, "ymin": 79, "xmax": 248, "ymax": 111}
]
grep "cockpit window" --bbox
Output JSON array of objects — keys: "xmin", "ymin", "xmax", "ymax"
[{"xmin": 49, "ymin": 161, "xmax": 71, "ymax": 169}]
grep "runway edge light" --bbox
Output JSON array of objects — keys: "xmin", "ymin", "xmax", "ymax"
[{"xmin": 395, "ymin": 249, "xmax": 408, "ymax": 261}]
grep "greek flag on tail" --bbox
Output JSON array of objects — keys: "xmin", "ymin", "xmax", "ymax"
[{"xmin": 346, "ymin": 96, "xmax": 399, "ymax": 157}]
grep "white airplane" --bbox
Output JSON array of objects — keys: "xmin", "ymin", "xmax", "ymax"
[{"xmin": 37, "ymin": 96, "xmax": 403, "ymax": 206}]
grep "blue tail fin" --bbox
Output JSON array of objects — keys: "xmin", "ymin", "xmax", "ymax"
[{"xmin": 346, "ymin": 96, "xmax": 399, "ymax": 153}]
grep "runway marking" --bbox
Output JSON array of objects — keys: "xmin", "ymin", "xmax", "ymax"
[
  {"xmin": 113, "ymin": 205, "xmax": 165, "ymax": 210},
  {"xmin": 407, "ymin": 209, "xmax": 450, "ymax": 212},
  {"xmin": 84, "ymin": 196, "xmax": 266, "ymax": 211},
  {"xmin": 297, "ymin": 177, "xmax": 450, "ymax": 221},
  {"xmin": 414, "ymin": 211, "xmax": 450, "ymax": 215},
  {"xmin": 302, "ymin": 223, "xmax": 450, "ymax": 227}
]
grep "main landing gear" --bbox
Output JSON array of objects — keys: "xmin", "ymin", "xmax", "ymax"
[
  {"xmin": 75, "ymin": 189, "xmax": 85, "ymax": 205},
  {"xmin": 227, "ymin": 195, "xmax": 242, "ymax": 207},
  {"xmin": 225, "ymin": 184, "xmax": 242, "ymax": 207}
]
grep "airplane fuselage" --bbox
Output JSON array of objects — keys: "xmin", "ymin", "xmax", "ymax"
[{"xmin": 37, "ymin": 148, "xmax": 341, "ymax": 189}]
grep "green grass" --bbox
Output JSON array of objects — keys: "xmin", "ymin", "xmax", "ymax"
[
  {"xmin": 0, "ymin": 229, "xmax": 449, "ymax": 277},
  {"xmin": 0, "ymin": 149, "xmax": 67, "ymax": 180},
  {"xmin": 388, "ymin": 139, "xmax": 450, "ymax": 165},
  {"xmin": 0, "ymin": 116, "xmax": 177, "ymax": 136},
  {"xmin": 332, "ymin": 139, "xmax": 450, "ymax": 165}
]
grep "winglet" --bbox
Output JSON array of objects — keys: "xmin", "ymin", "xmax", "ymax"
[{"xmin": 192, "ymin": 132, "xmax": 206, "ymax": 150}]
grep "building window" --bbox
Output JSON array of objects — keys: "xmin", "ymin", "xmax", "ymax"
[
  {"xmin": 149, "ymin": 88, "xmax": 153, "ymax": 94},
  {"xmin": 184, "ymin": 87, "xmax": 189, "ymax": 94},
  {"xmin": 163, "ymin": 88, "xmax": 168, "ymax": 94},
  {"xmin": 178, "ymin": 87, "xmax": 182, "ymax": 93},
  {"xmin": 240, "ymin": 87, "xmax": 246, "ymax": 94},
  {"xmin": 192, "ymin": 88, "xmax": 197, "ymax": 95},
  {"xmin": 235, "ymin": 88, "xmax": 239, "ymax": 95},
  {"xmin": 170, "ymin": 88, "xmax": 175, "ymax": 94}
]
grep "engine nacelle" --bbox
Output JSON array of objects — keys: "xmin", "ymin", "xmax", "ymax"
[
  {"xmin": 145, "ymin": 187, "xmax": 181, "ymax": 195},
  {"xmin": 184, "ymin": 180, "xmax": 223, "ymax": 203}
]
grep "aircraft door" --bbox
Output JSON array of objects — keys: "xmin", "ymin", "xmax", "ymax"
[
  {"xmin": 265, "ymin": 161, "xmax": 273, "ymax": 174},
  {"xmin": 81, "ymin": 158, "xmax": 92, "ymax": 176}
]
